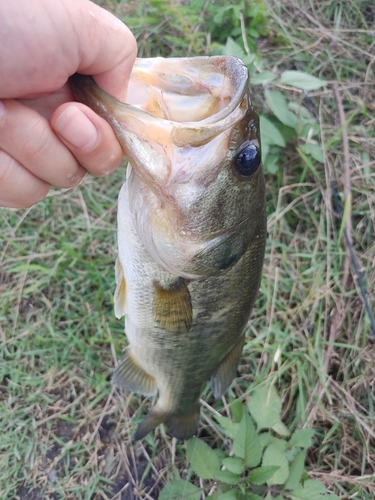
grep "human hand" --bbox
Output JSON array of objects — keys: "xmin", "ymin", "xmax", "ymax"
[{"xmin": 0, "ymin": 0, "xmax": 137, "ymax": 208}]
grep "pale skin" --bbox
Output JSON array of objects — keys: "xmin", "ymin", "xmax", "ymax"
[{"xmin": 0, "ymin": 0, "xmax": 137, "ymax": 208}]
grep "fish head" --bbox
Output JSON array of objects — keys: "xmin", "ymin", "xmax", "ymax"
[{"xmin": 70, "ymin": 57, "xmax": 265, "ymax": 278}]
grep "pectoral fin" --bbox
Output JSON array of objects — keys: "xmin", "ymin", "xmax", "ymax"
[
  {"xmin": 211, "ymin": 334, "xmax": 245, "ymax": 398},
  {"xmin": 114, "ymin": 257, "xmax": 127, "ymax": 319},
  {"xmin": 112, "ymin": 347, "xmax": 157, "ymax": 397},
  {"xmin": 153, "ymin": 278, "xmax": 193, "ymax": 333}
]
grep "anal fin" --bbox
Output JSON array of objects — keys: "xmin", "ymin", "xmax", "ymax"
[
  {"xmin": 112, "ymin": 347, "xmax": 157, "ymax": 397},
  {"xmin": 153, "ymin": 278, "xmax": 192, "ymax": 333},
  {"xmin": 210, "ymin": 334, "xmax": 245, "ymax": 398},
  {"xmin": 114, "ymin": 257, "xmax": 127, "ymax": 319}
]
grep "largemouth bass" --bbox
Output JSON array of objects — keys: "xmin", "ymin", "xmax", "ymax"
[{"xmin": 70, "ymin": 56, "xmax": 266, "ymax": 440}]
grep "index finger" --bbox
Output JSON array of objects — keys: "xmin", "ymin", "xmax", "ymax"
[
  {"xmin": 1, "ymin": 0, "xmax": 137, "ymax": 101},
  {"xmin": 75, "ymin": 2, "xmax": 137, "ymax": 101}
]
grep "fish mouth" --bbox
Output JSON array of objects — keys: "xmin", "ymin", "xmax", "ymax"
[
  {"xmin": 70, "ymin": 57, "xmax": 250, "ymax": 196},
  {"xmin": 126, "ymin": 56, "xmax": 249, "ymax": 145}
]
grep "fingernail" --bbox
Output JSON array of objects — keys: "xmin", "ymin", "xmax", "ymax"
[{"xmin": 54, "ymin": 106, "xmax": 99, "ymax": 151}]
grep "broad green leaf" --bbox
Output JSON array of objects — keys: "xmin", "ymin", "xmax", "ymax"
[
  {"xmin": 271, "ymin": 420, "xmax": 290, "ymax": 437},
  {"xmin": 223, "ymin": 37, "xmax": 255, "ymax": 65},
  {"xmin": 172, "ymin": 466, "xmax": 180, "ymax": 481},
  {"xmin": 260, "ymin": 115, "xmax": 286, "ymax": 148},
  {"xmin": 215, "ymin": 469, "xmax": 241, "ymax": 485},
  {"xmin": 290, "ymin": 429, "xmax": 315, "ymax": 449},
  {"xmin": 222, "ymin": 457, "xmax": 245, "ymax": 474},
  {"xmin": 299, "ymin": 143, "xmax": 324, "ymax": 163},
  {"xmin": 214, "ymin": 415, "xmax": 239, "ymax": 439},
  {"xmin": 289, "ymin": 479, "xmax": 342, "ymax": 500},
  {"xmin": 262, "ymin": 441, "xmax": 289, "ymax": 485},
  {"xmin": 288, "ymin": 102, "xmax": 316, "ymax": 123},
  {"xmin": 279, "ymin": 70, "xmax": 325, "ymax": 90},
  {"xmin": 248, "ymin": 466, "xmax": 280, "ymax": 485},
  {"xmin": 230, "ymin": 400, "xmax": 243, "ymax": 423},
  {"xmin": 244, "ymin": 494, "xmax": 263, "ymax": 500},
  {"xmin": 233, "ymin": 411, "xmax": 262, "ymax": 468},
  {"xmin": 263, "ymin": 153, "xmax": 279, "ymax": 174},
  {"xmin": 259, "ymin": 432, "xmax": 274, "ymax": 449},
  {"xmin": 216, "ymin": 489, "xmax": 240, "ymax": 500},
  {"xmin": 285, "ymin": 449, "xmax": 306, "ymax": 490},
  {"xmin": 285, "ymin": 447, "xmax": 299, "ymax": 462},
  {"xmin": 299, "ymin": 122, "xmax": 321, "ymax": 139},
  {"xmin": 251, "ymin": 71, "xmax": 276, "ymax": 85},
  {"xmin": 187, "ymin": 437, "xmax": 220, "ymax": 479},
  {"xmin": 159, "ymin": 479, "xmax": 201, "ymax": 500},
  {"xmin": 248, "ymin": 386, "xmax": 289, "ymax": 436},
  {"xmin": 265, "ymin": 89, "xmax": 297, "ymax": 128}
]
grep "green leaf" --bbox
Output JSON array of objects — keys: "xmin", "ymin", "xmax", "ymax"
[
  {"xmin": 222, "ymin": 457, "xmax": 245, "ymax": 474},
  {"xmin": 263, "ymin": 153, "xmax": 279, "ymax": 174},
  {"xmin": 187, "ymin": 437, "xmax": 220, "ymax": 479},
  {"xmin": 214, "ymin": 415, "xmax": 239, "ymax": 439},
  {"xmin": 259, "ymin": 432, "xmax": 275, "ymax": 448},
  {"xmin": 279, "ymin": 71, "xmax": 325, "ymax": 90},
  {"xmin": 248, "ymin": 466, "xmax": 280, "ymax": 485},
  {"xmin": 288, "ymin": 102, "xmax": 316, "ymax": 123},
  {"xmin": 260, "ymin": 115, "xmax": 286, "ymax": 149},
  {"xmin": 159, "ymin": 479, "xmax": 201, "ymax": 500},
  {"xmin": 288, "ymin": 479, "xmax": 341, "ymax": 500},
  {"xmin": 290, "ymin": 429, "xmax": 315, "ymax": 449},
  {"xmin": 248, "ymin": 386, "xmax": 290, "ymax": 436},
  {"xmin": 285, "ymin": 448, "xmax": 300, "ymax": 462},
  {"xmin": 233, "ymin": 411, "xmax": 262, "ymax": 467},
  {"xmin": 215, "ymin": 469, "xmax": 242, "ymax": 485},
  {"xmin": 250, "ymin": 71, "xmax": 276, "ymax": 85},
  {"xmin": 230, "ymin": 400, "xmax": 243, "ymax": 423},
  {"xmin": 244, "ymin": 494, "xmax": 263, "ymax": 500},
  {"xmin": 264, "ymin": 89, "xmax": 297, "ymax": 128},
  {"xmin": 216, "ymin": 489, "xmax": 240, "ymax": 500},
  {"xmin": 299, "ymin": 143, "xmax": 324, "ymax": 163},
  {"xmin": 272, "ymin": 421, "xmax": 290, "ymax": 437},
  {"xmin": 285, "ymin": 450, "xmax": 307, "ymax": 490},
  {"xmin": 171, "ymin": 466, "xmax": 180, "ymax": 481},
  {"xmin": 262, "ymin": 441, "xmax": 289, "ymax": 485},
  {"xmin": 222, "ymin": 37, "xmax": 255, "ymax": 65}
]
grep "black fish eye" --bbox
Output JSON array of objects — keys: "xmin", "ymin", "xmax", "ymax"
[{"xmin": 234, "ymin": 142, "xmax": 261, "ymax": 178}]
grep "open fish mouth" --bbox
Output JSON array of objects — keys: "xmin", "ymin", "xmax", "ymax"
[{"xmin": 126, "ymin": 56, "xmax": 249, "ymax": 128}]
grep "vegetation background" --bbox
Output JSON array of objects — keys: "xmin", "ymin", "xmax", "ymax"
[{"xmin": 1, "ymin": 0, "xmax": 374, "ymax": 498}]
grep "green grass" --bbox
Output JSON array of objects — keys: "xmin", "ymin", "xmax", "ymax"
[{"xmin": 1, "ymin": 0, "xmax": 375, "ymax": 498}]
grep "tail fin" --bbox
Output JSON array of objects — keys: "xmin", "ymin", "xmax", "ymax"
[{"xmin": 134, "ymin": 406, "xmax": 200, "ymax": 441}]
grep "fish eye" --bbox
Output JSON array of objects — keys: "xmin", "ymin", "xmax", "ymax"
[{"xmin": 234, "ymin": 142, "xmax": 261, "ymax": 178}]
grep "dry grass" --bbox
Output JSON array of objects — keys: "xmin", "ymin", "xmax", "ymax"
[{"xmin": 1, "ymin": 0, "xmax": 375, "ymax": 498}]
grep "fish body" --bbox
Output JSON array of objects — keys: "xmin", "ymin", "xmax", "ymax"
[{"xmin": 70, "ymin": 56, "xmax": 266, "ymax": 440}]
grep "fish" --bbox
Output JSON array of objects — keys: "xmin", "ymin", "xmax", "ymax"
[{"xmin": 70, "ymin": 56, "xmax": 266, "ymax": 440}]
